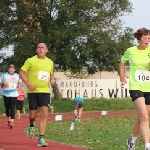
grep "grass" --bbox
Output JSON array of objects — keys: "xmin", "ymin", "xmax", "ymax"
[
  {"xmin": 0, "ymin": 98, "xmax": 135, "ymax": 114},
  {"xmin": 33, "ymin": 115, "xmax": 144, "ymax": 150}
]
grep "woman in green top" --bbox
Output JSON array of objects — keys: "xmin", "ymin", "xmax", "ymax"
[{"xmin": 119, "ymin": 28, "xmax": 150, "ymax": 150}]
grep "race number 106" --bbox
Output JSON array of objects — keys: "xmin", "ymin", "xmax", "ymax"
[
  {"xmin": 137, "ymin": 74, "xmax": 150, "ymax": 82},
  {"xmin": 135, "ymin": 70, "xmax": 150, "ymax": 82}
]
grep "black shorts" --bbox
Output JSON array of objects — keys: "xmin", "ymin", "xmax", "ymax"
[
  {"xmin": 28, "ymin": 93, "xmax": 50, "ymax": 110},
  {"xmin": 73, "ymin": 101, "xmax": 83, "ymax": 110},
  {"xmin": 129, "ymin": 90, "xmax": 150, "ymax": 105}
]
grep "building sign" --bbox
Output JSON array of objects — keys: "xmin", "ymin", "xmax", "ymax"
[
  {"xmin": 0, "ymin": 79, "xmax": 130, "ymax": 100},
  {"xmin": 56, "ymin": 79, "xmax": 130, "ymax": 99}
]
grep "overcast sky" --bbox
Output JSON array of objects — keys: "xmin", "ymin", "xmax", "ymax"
[
  {"xmin": 2, "ymin": 0, "xmax": 150, "ymax": 56},
  {"xmin": 123, "ymin": 0, "xmax": 150, "ymax": 31}
]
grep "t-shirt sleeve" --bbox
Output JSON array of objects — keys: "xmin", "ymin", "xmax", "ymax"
[
  {"xmin": 121, "ymin": 48, "xmax": 130, "ymax": 64},
  {"xmin": 50, "ymin": 61, "xmax": 54, "ymax": 75},
  {"xmin": 21, "ymin": 58, "xmax": 31, "ymax": 72}
]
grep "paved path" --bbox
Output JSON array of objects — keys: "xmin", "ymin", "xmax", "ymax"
[{"xmin": 0, "ymin": 110, "xmax": 137, "ymax": 150}]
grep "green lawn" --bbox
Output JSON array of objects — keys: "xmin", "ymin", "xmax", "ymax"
[
  {"xmin": 0, "ymin": 98, "xmax": 135, "ymax": 114},
  {"xmin": 34, "ymin": 115, "xmax": 143, "ymax": 150}
]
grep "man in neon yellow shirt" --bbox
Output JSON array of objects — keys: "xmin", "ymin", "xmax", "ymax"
[
  {"xmin": 119, "ymin": 28, "xmax": 150, "ymax": 150},
  {"xmin": 19, "ymin": 43, "xmax": 55, "ymax": 147}
]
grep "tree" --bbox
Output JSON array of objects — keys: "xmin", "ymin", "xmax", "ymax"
[
  {"xmin": 83, "ymin": 27, "xmax": 134, "ymax": 73},
  {"xmin": 0, "ymin": 0, "xmax": 133, "ymax": 72},
  {"xmin": 0, "ymin": 1, "xmax": 16, "ymax": 48},
  {"xmin": 0, "ymin": 0, "xmax": 133, "ymax": 99}
]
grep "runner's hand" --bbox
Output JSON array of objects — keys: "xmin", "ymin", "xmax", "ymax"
[
  {"xmin": 27, "ymin": 84, "xmax": 36, "ymax": 91},
  {"xmin": 120, "ymin": 75, "xmax": 128, "ymax": 86},
  {"xmin": 50, "ymin": 79, "xmax": 55, "ymax": 86}
]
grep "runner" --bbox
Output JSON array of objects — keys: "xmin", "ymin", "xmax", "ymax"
[
  {"xmin": 119, "ymin": 28, "xmax": 150, "ymax": 150},
  {"xmin": 16, "ymin": 84, "xmax": 26, "ymax": 119},
  {"xmin": 0, "ymin": 64, "xmax": 21, "ymax": 128},
  {"xmin": 73, "ymin": 97, "xmax": 84, "ymax": 122},
  {"xmin": 19, "ymin": 43, "xmax": 55, "ymax": 147}
]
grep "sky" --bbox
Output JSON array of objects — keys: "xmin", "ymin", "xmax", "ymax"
[
  {"xmin": 122, "ymin": 0, "xmax": 150, "ymax": 30},
  {"xmin": 2, "ymin": 0, "xmax": 150, "ymax": 56}
]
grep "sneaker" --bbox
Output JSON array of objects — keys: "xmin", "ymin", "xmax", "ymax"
[
  {"xmin": 74, "ymin": 116, "xmax": 78, "ymax": 121},
  {"xmin": 78, "ymin": 118, "xmax": 80, "ymax": 122},
  {"xmin": 16, "ymin": 115, "xmax": 20, "ymax": 119},
  {"xmin": 9, "ymin": 122, "xmax": 14, "ymax": 129},
  {"xmin": 7, "ymin": 121, "xmax": 10, "ymax": 127},
  {"xmin": 27, "ymin": 127, "xmax": 34, "ymax": 138},
  {"xmin": 37, "ymin": 138, "xmax": 48, "ymax": 147},
  {"xmin": 126, "ymin": 137, "xmax": 135, "ymax": 150}
]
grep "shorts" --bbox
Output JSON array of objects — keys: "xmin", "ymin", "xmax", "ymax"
[
  {"xmin": 129, "ymin": 90, "xmax": 150, "ymax": 105},
  {"xmin": 28, "ymin": 93, "xmax": 50, "ymax": 110},
  {"xmin": 73, "ymin": 101, "xmax": 83, "ymax": 110}
]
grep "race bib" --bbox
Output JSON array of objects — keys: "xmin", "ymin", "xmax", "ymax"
[
  {"xmin": 9, "ymin": 83, "xmax": 17, "ymax": 89},
  {"xmin": 38, "ymin": 71, "xmax": 49, "ymax": 81},
  {"xmin": 135, "ymin": 70, "xmax": 150, "ymax": 82}
]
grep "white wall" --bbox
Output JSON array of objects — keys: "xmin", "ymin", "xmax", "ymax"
[{"xmin": 55, "ymin": 79, "xmax": 129, "ymax": 99}]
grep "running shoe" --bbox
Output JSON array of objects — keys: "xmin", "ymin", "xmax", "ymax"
[
  {"xmin": 37, "ymin": 137, "xmax": 48, "ymax": 147},
  {"xmin": 16, "ymin": 115, "xmax": 20, "ymax": 119},
  {"xmin": 74, "ymin": 115, "xmax": 78, "ymax": 121},
  {"xmin": 7, "ymin": 121, "xmax": 10, "ymax": 127},
  {"xmin": 126, "ymin": 137, "xmax": 135, "ymax": 150},
  {"xmin": 9, "ymin": 122, "xmax": 14, "ymax": 129},
  {"xmin": 27, "ymin": 127, "xmax": 34, "ymax": 138}
]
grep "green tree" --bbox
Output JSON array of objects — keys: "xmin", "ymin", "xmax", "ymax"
[
  {"xmin": 84, "ymin": 27, "xmax": 134, "ymax": 73},
  {"xmin": 0, "ymin": 0, "xmax": 133, "ymax": 73}
]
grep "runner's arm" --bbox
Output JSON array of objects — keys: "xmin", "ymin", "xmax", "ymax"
[
  {"xmin": 50, "ymin": 74, "xmax": 55, "ymax": 86},
  {"xmin": 19, "ymin": 70, "xmax": 30, "ymax": 87},
  {"xmin": 119, "ymin": 61, "xmax": 127, "ymax": 84}
]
